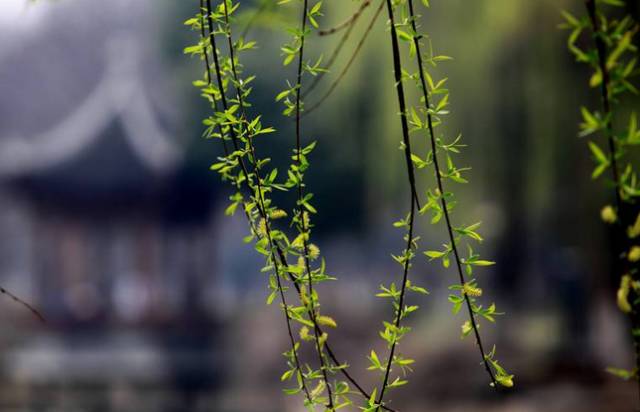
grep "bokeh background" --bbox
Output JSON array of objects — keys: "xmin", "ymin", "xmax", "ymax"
[{"xmin": 0, "ymin": 0, "xmax": 639, "ymax": 411}]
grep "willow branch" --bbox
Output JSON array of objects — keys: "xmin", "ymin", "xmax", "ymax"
[
  {"xmin": 204, "ymin": 0, "xmax": 314, "ymax": 401},
  {"xmin": 585, "ymin": 0, "xmax": 622, "ymax": 210},
  {"xmin": 303, "ymin": 0, "xmax": 384, "ymax": 118},
  {"xmin": 293, "ymin": 0, "xmax": 335, "ymax": 407},
  {"xmin": 199, "ymin": 0, "xmax": 230, "ymax": 155},
  {"xmin": 199, "ymin": 3, "xmax": 397, "ymax": 409},
  {"xmin": 302, "ymin": 2, "xmax": 361, "ymax": 100},
  {"xmin": 318, "ymin": 0, "xmax": 370, "ymax": 36},
  {"xmin": 406, "ymin": 0, "xmax": 496, "ymax": 386},
  {"xmin": 375, "ymin": 1, "xmax": 420, "ymax": 409},
  {"xmin": 585, "ymin": 0, "xmax": 640, "ymax": 402},
  {"xmin": 219, "ymin": 1, "xmax": 383, "ymax": 407}
]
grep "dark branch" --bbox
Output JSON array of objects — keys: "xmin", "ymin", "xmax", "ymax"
[
  {"xmin": 406, "ymin": 0, "xmax": 497, "ymax": 387},
  {"xmin": 375, "ymin": 1, "xmax": 420, "ymax": 409},
  {"xmin": 293, "ymin": 0, "xmax": 335, "ymax": 407},
  {"xmin": 0, "ymin": 287, "xmax": 44, "ymax": 323}
]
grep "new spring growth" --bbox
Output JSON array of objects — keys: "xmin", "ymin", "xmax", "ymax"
[
  {"xmin": 618, "ymin": 274, "xmax": 633, "ymax": 314},
  {"xmin": 185, "ymin": 1, "xmax": 514, "ymax": 409},
  {"xmin": 628, "ymin": 213, "xmax": 640, "ymax": 238},
  {"xmin": 394, "ymin": 0, "xmax": 511, "ymax": 389},
  {"xmin": 186, "ymin": 0, "xmax": 327, "ymax": 405},
  {"xmin": 601, "ymin": 205, "xmax": 617, "ymax": 224},
  {"xmin": 462, "ymin": 282, "xmax": 483, "ymax": 297},
  {"xmin": 628, "ymin": 246, "xmax": 640, "ymax": 262},
  {"xmin": 270, "ymin": 209, "xmax": 288, "ymax": 220},
  {"xmin": 562, "ymin": 0, "xmax": 640, "ymax": 394},
  {"xmin": 485, "ymin": 347, "xmax": 515, "ymax": 388}
]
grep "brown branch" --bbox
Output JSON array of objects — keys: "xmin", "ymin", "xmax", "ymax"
[
  {"xmin": 302, "ymin": 0, "xmax": 384, "ymax": 118},
  {"xmin": 318, "ymin": 0, "xmax": 370, "ymax": 36},
  {"xmin": 302, "ymin": 1, "xmax": 362, "ymax": 100}
]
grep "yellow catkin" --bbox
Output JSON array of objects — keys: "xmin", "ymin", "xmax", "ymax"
[
  {"xmin": 300, "ymin": 286, "xmax": 311, "ymax": 307},
  {"xmin": 629, "ymin": 213, "xmax": 640, "ymax": 238},
  {"xmin": 601, "ymin": 205, "xmax": 617, "ymax": 224},
  {"xmin": 308, "ymin": 244, "xmax": 320, "ymax": 260},
  {"xmin": 318, "ymin": 332, "xmax": 328, "ymax": 347},
  {"xmin": 303, "ymin": 212, "xmax": 310, "ymax": 229},
  {"xmin": 299, "ymin": 326, "xmax": 311, "ymax": 341},
  {"xmin": 617, "ymin": 275, "xmax": 632, "ymax": 314},
  {"xmin": 257, "ymin": 218, "xmax": 267, "ymax": 237},
  {"xmin": 292, "ymin": 234, "xmax": 305, "ymax": 250},
  {"xmin": 270, "ymin": 209, "xmax": 288, "ymax": 220},
  {"xmin": 461, "ymin": 320, "xmax": 473, "ymax": 337},
  {"xmin": 463, "ymin": 283, "xmax": 483, "ymax": 297},
  {"xmin": 628, "ymin": 246, "xmax": 640, "ymax": 262}
]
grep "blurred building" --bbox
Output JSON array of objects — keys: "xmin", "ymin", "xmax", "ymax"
[
  {"xmin": 0, "ymin": 0, "xmax": 224, "ymax": 325},
  {"xmin": 0, "ymin": 1, "xmax": 223, "ymax": 408}
]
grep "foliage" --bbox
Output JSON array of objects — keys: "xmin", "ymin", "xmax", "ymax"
[
  {"xmin": 561, "ymin": 0, "xmax": 640, "ymax": 391},
  {"xmin": 185, "ymin": 0, "xmax": 510, "ymax": 410},
  {"xmin": 377, "ymin": 0, "xmax": 511, "ymax": 396}
]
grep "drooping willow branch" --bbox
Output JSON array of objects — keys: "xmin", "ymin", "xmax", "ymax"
[
  {"xmin": 562, "ymin": 0, "xmax": 640, "ymax": 401},
  {"xmin": 189, "ymin": 1, "xmax": 513, "ymax": 410},
  {"xmin": 318, "ymin": 0, "xmax": 370, "ymax": 36},
  {"xmin": 290, "ymin": 0, "xmax": 334, "ymax": 407},
  {"xmin": 583, "ymin": 3, "xmax": 636, "ymax": 390},
  {"xmin": 302, "ymin": 3, "xmax": 361, "ymax": 100},
  {"xmin": 190, "ymin": 2, "xmax": 397, "ymax": 409},
  {"xmin": 384, "ymin": 5, "xmax": 420, "ymax": 213},
  {"xmin": 302, "ymin": 0, "xmax": 372, "ymax": 102},
  {"xmin": 371, "ymin": 1, "xmax": 421, "ymax": 409},
  {"xmin": 406, "ymin": 0, "xmax": 497, "ymax": 387},
  {"xmin": 585, "ymin": 0, "xmax": 622, "ymax": 210},
  {"xmin": 201, "ymin": 0, "xmax": 312, "ymax": 402},
  {"xmin": 303, "ymin": 0, "xmax": 384, "ymax": 118}
]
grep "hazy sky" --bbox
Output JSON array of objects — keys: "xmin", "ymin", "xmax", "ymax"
[{"xmin": 0, "ymin": 0, "xmax": 51, "ymax": 30}]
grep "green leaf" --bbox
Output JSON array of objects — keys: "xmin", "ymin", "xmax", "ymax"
[
  {"xmin": 424, "ymin": 250, "xmax": 444, "ymax": 259},
  {"xmin": 471, "ymin": 260, "xmax": 495, "ymax": 266}
]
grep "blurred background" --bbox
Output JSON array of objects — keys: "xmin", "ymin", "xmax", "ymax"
[{"xmin": 0, "ymin": 0, "xmax": 639, "ymax": 410}]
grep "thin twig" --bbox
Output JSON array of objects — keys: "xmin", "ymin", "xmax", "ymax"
[
  {"xmin": 585, "ymin": 0, "xmax": 622, "ymax": 210},
  {"xmin": 240, "ymin": 0, "xmax": 271, "ymax": 39},
  {"xmin": 199, "ymin": 3, "xmax": 397, "ymax": 409},
  {"xmin": 406, "ymin": 0, "xmax": 497, "ymax": 387},
  {"xmin": 293, "ymin": 0, "xmax": 335, "ymax": 407},
  {"xmin": 318, "ymin": 0, "xmax": 370, "ymax": 36},
  {"xmin": 375, "ymin": 1, "xmax": 420, "ymax": 409},
  {"xmin": 0, "ymin": 287, "xmax": 44, "ymax": 323},
  {"xmin": 204, "ymin": 0, "xmax": 314, "ymax": 401},
  {"xmin": 303, "ymin": 0, "xmax": 385, "ymax": 118},
  {"xmin": 302, "ymin": 2, "xmax": 362, "ymax": 100},
  {"xmin": 199, "ymin": 0, "xmax": 230, "ymax": 155}
]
